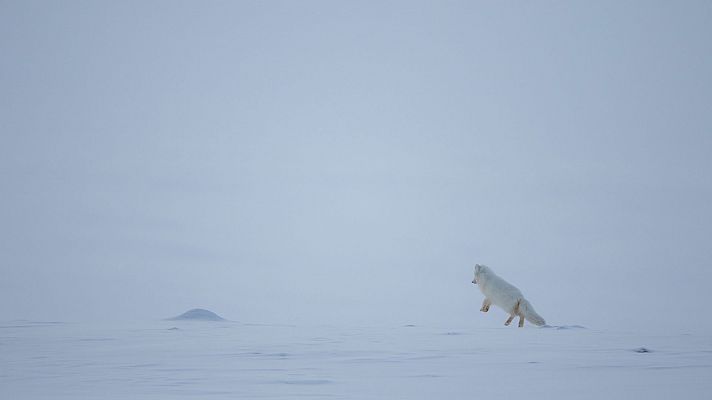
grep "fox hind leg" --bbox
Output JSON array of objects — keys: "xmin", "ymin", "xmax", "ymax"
[
  {"xmin": 480, "ymin": 298, "xmax": 492, "ymax": 312},
  {"xmin": 505, "ymin": 315, "xmax": 515, "ymax": 326},
  {"xmin": 511, "ymin": 299, "xmax": 525, "ymax": 327}
]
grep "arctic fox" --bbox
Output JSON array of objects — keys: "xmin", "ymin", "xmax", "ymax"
[{"xmin": 472, "ymin": 264, "xmax": 546, "ymax": 327}]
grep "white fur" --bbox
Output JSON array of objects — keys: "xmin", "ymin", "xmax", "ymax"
[{"xmin": 472, "ymin": 264, "xmax": 546, "ymax": 327}]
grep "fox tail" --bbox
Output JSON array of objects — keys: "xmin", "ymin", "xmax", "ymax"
[{"xmin": 520, "ymin": 298, "xmax": 546, "ymax": 326}]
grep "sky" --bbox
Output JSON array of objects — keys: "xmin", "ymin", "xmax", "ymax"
[{"xmin": 1, "ymin": 1, "xmax": 711, "ymax": 331}]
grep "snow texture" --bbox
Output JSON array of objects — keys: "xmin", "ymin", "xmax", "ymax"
[{"xmin": 2, "ymin": 320, "xmax": 711, "ymax": 399}]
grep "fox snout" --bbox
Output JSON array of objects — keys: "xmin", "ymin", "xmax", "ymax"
[{"xmin": 472, "ymin": 279, "xmax": 477, "ymax": 284}]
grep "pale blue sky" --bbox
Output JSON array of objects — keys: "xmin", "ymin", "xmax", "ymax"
[{"xmin": 1, "ymin": 1, "xmax": 711, "ymax": 330}]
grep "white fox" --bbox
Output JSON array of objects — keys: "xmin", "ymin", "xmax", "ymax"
[{"xmin": 472, "ymin": 264, "xmax": 546, "ymax": 327}]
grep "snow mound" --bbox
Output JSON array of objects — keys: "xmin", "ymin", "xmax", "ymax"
[{"xmin": 169, "ymin": 309, "xmax": 225, "ymax": 321}]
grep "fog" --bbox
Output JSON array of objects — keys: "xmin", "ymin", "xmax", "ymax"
[{"xmin": 1, "ymin": 1, "xmax": 711, "ymax": 331}]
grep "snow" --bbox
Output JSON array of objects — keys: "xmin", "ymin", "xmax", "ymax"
[
  {"xmin": 168, "ymin": 309, "xmax": 225, "ymax": 322},
  {"xmin": 2, "ymin": 320, "xmax": 711, "ymax": 399}
]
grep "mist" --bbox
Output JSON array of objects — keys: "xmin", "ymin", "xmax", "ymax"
[{"xmin": 1, "ymin": 1, "xmax": 711, "ymax": 331}]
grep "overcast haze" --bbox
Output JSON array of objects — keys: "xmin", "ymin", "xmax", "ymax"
[{"xmin": 1, "ymin": 1, "xmax": 711, "ymax": 331}]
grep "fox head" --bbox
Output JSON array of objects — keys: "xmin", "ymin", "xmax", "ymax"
[{"xmin": 472, "ymin": 264, "xmax": 485, "ymax": 284}]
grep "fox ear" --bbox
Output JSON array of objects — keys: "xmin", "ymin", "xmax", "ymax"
[{"xmin": 475, "ymin": 264, "xmax": 481, "ymax": 272}]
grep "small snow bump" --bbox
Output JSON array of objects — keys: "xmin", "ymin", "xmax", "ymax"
[{"xmin": 168, "ymin": 309, "xmax": 225, "ymax": 321}]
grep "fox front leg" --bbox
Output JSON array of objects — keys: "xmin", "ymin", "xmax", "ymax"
[{"xmin": 480, "ymin": 298, "xmax": 492, "ymax": 312}]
